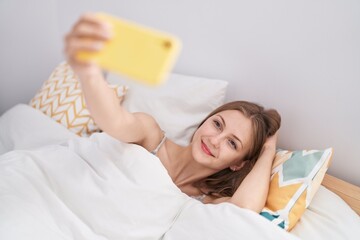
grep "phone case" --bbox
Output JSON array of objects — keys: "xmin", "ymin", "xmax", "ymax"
[{"xmin": 76, "ymin": 13, "xmax": 181, "ymax": 86}]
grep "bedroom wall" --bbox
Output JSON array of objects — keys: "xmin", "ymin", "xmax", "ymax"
[{"xmin": 1, "ymin": 0, "xmax": 359, "ymax": 186}]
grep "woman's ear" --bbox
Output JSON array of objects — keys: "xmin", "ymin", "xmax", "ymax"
[{"xmin": 229, "ymin": 160, "xmax": 247, "ymax": 171}]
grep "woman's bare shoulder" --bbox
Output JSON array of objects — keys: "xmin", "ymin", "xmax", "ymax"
[{"xmin": 131, "ymin": 112, "xmax": 163, "ymax": 152}]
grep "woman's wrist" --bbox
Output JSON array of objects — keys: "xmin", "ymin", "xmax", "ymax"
[
  {"xmin": 262, "ymin": 144, "xmax": 276, "ymax": 154},
  {"xmin": 258, "ymin": 145, "xmax": 276, "ymax": 164},
  {"xmin": 76, "ymin": 68, "xmax": 104, "ymax": 82}
]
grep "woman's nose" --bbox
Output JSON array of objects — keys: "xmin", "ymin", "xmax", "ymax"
[{"xmin": 209, "ymin": 135, "xmax": 221, "ymax": 148}]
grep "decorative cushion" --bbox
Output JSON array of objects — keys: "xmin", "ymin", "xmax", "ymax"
[
  {"xmin": 29, "ymin": 62, "xmax": 127, "ymax": 137},
  {"xmin": 260, "ymin": 148, "xmax": 333, "ymax": 231}
]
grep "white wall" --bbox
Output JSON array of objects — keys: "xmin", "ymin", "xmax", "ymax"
[{"xmin": 1, "ymin": 0, "xmax": 359, "ymax": 186}]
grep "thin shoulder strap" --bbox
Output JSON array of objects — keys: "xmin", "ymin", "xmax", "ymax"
[{"xmin": 150, "ymin": 132, "xmax": 166, "ymax": 155}]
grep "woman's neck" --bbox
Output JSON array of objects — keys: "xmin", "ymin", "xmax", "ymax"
[{"xmin": 163, "ymin": 140, "xmax": 216, "ymax": 189}]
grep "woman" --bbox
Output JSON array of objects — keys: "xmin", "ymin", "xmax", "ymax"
[{"xmin": 64, "ymin": 13, "xmax": 281, "ymax": 213}]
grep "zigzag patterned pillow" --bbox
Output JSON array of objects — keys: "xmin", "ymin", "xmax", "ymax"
[
  {"xmin": 260, "ymin": 148, "xmax": 333, "ymax": 231},
  {"xmin": 29, "ymin": 62, "xmax": 127, "ymax": 137}
]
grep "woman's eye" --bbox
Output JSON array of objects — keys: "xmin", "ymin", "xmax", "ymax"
[
  {"xmin": 228, "ymin": 139, "xmax": 237, "ymax": 150},
  {"xmin": 213, "ymin": 120, "xmax": 221, "ymax": 129}
]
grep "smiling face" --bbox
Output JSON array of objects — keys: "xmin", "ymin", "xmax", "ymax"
[{"xmin": 191, "ymin": 110, "xmax": 253, "ymax": 171}]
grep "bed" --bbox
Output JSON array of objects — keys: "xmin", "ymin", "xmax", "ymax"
[{"xmin": 0, "ymin": 63, "xmax": 359, "ymax": 239}]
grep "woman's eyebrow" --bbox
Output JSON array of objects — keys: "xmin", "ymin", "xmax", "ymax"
[{"xmin": 216, "ymin": 114, "xmax": 244, "ymax": 149}]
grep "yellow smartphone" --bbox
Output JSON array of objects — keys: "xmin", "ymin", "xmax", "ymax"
[{"xmin": 76, "ymin": 13, "xmax": 181, "ymax": 86}]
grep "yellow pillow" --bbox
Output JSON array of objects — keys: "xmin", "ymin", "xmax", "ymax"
[
  {"xmin": 29, "ymin": 62, "xmax": 127, "ymax": 136},
  {"xmin": 260, "ymin": 148, "xmax": 333, "ymax": 231}
]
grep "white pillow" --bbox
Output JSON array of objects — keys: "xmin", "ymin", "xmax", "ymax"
[
  {"xmin": 107, "ymin": 72, "xmax": 228, "ymax": 145},
  {"xmin": 0, "ymin": 104, "xmax": 78, "ymax": 154},
  {"xmin": 290, "ymin": 186, "xmax": 360, "ymax": 239}
]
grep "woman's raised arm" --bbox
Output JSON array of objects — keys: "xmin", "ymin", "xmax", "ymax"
[{"xmin": 64, "ymin": 13, "xmax": 161, "ymax": 145}]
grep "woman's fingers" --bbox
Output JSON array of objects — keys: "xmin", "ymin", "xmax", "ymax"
[
  {"xmin": 77, "ymin": 12, "xmax": 110, "ymax": 29},
  {"xmin": 72, "ymin": 21, "xmax": 112, "ymax": 40},
  {"xmin": 65, "ymin": 36, "xmax": 104, "ymax": 56},
  {"xmin": 72, "ymin": 13, "xmax": 112, "ymax": 40},
  {"xmin": 64, "ymin": 14, "xmax": 113, "ymax": 64},
  {"xmin": 62, "ymin": 14, "xmax": 109, "ymax": 77}
]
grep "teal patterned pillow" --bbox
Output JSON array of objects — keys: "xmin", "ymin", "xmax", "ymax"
[{"xmin": 260, "ymin": 148, "xmax": 333, "ymax": 230}]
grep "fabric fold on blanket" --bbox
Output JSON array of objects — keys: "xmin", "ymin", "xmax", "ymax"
[{"xmin": 0, "ymin": 133, "xmax": 189, "ymax": 240}]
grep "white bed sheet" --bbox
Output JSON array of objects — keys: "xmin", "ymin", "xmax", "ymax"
[
  {"xmin": 0, "ymin": 104, "xmax": 297, "ymax": 240},
  {"xmin": 1, "ymin": 104, "xmax": 359, "ymax": 239}
]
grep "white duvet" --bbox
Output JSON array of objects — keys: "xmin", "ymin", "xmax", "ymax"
[{"xmin": 0, "ymin": 105, "xmax": 298, "ymax": 240}]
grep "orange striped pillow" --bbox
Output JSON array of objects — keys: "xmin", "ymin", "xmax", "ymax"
[{"xmin": 29, "ymin": 62, "xmax": 127, "ymax": 136}]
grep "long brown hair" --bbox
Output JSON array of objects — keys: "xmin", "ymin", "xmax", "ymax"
[{"xmin": 193, "ymin": 101, "xmax": 281, "ymax": 197}]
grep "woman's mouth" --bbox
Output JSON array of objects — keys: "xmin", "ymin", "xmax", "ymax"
[{"xmin": 201, "ymin": 141, "xmax": 214, "ymax": 157}]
